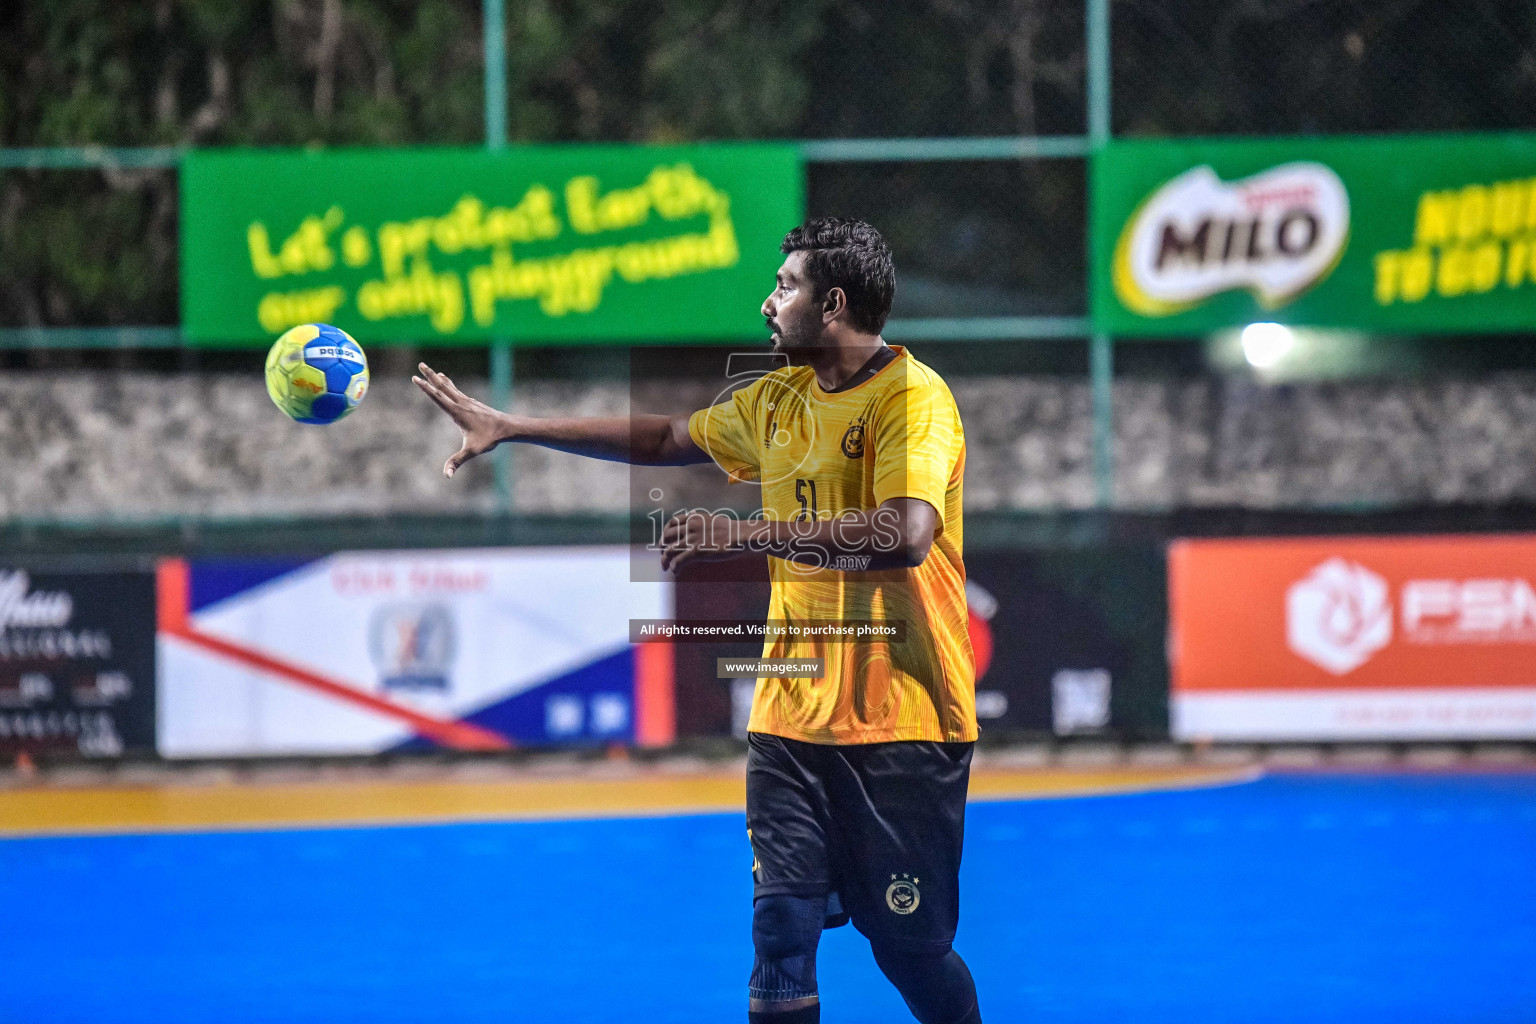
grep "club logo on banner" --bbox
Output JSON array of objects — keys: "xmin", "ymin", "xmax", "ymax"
[
  {"xmin": 1170, "ymin": 535, "xmax": 1536, "ymax": 740},
  {"xmin": 1285, "ymin": 558, "xmax": 1392, "ymax": 674},
  {"xmin": 368, "ymin": 602, "xmax": 456, "ymax": 692},
  {"xmin": 1112, "ymin": 162, "xmax": 1350, "ymax": 316}
]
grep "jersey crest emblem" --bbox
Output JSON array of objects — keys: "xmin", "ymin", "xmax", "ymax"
[
  {"xmin": 841, "ymin": 419, "xmax": 866, "ymax": 459},
  {"xmin": 885, "ymin": 874, "xmax": 920, "ymax": 915}
]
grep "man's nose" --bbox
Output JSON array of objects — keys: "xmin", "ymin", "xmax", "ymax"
[{"xmin": 761, "ymin": 296, "xmax": 775, "ymax": 318}]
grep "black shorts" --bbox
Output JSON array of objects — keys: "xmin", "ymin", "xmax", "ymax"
[{"xmin": 745, "ymin": 731, "xmax": 973, "ymax": 953}]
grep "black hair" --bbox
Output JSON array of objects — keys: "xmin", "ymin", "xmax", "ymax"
[{"xmin": 779, "ymin": 218, "xmax": 896, "ymax": 334}]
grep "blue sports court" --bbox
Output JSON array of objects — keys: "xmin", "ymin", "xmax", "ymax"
[{"xmin": 3, "ymin": 770, "xmax": 1533, "ymax": 1024}]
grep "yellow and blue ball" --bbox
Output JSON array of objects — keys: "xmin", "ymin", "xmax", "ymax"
[{"xmin": 264, "ymin": 323, "xmax": 369, "ymax": 425}]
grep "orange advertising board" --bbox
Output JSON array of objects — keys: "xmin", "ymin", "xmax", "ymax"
[{"xmin": 1169, "ymin": 534, "xmax": 1536, "ymax": 739}]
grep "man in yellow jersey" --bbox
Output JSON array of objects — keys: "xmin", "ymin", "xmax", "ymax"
[{"xmin": 413, "ymin": 218, "xmax": 980, "ymax": 1024}]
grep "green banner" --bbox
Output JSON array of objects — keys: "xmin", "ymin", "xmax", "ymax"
[
  {"xmin": 181, "ymin": 144, "xmax": 802, "ymax": 344},
  {"xmin": 1092, "ymin": 132, "xmax": 1536, "ymax": 335}
]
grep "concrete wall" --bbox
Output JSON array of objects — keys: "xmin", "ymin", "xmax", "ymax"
[{"xmin": 4, "ymin": 370, "xmax": 1535, "ymax": 519}]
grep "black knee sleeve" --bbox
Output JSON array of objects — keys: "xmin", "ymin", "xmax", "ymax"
[
  {"xmin": 871, "ymin": 945, "xmax": 980, "ymax": 1024},
  {"xmin": 750, "ymin": 894, "xmax": 825, "ymax": 1005}
]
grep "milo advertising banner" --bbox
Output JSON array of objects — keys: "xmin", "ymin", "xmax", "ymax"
[
  {"xmin": 1093, "ymin": 132, "xmax": 1536, "ymax": 334},
  {"xmin": 181, "ymin": 144, "xmax": 802, "ymax": 344}
]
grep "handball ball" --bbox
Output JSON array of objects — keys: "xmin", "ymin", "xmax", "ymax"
[{"xmin": 264, "ymin": 323, "xmax": 369, "ymax": 425}]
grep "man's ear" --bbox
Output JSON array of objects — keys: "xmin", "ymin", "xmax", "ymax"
[{"xmin": 822, "ymin": 287, "xmax": 846, "ymax": 323}]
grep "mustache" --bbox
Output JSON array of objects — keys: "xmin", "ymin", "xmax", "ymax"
[{"xmin": 764, "ymin": 317, "xmax": 779, "ymax": 332}]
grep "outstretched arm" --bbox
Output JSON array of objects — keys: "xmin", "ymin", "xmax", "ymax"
[{"xmin": 413, "ymin": 362, "xmax": 711, "ymax": 477}]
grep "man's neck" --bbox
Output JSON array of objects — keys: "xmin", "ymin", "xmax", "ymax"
[{"xmin": 807, "ymin": 335, "xmax": 889, "ymax": 391}]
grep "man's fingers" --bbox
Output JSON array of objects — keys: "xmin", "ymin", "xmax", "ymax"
[
  {"xmin": 418, "ymin": 363, "xmax": 455, "ymax": 400},
  {"xmin": 412, "ymin": 370, "xmax": 451, "ymax": 400},
  {"xmin": 417, "ymin": 373, "xmax": 485, "ymax": 429},
  {"xmin": 422, "ymin": 362, "xmax": 463, "ymax": 399},
  {"xmin": 412, "ymin": 375, "xmax": 446, "ymax": 408},
  {"xmin": 659, "ymin": 520, "xmax": 685, "ymax": 572},
  {"xmin": 419, "ymin": 363, "xmax": 485, "ymax": 417},
  {"xmin": 413, "ymin": 375, "xmax": 457, "ymax": 415},
  {"xmin": 417, "ymin": 380, "xmax": 471, "ymax": 424},
  {"xmin": 443, "ymin": 445, "xmax": 476, "ymax": 479}
]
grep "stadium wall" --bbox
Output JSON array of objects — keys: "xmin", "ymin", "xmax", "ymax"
[
  {"xmin": 10, "ymin": 366, "xmax": 1536, "ymax": 760},
  {"xmin": 8, "ymin": 371, "xmax": 1536, "ymax": 518}
]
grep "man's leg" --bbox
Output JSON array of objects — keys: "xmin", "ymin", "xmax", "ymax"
[
  {"xmin": 871, "ymin": 944, "xmax": 981, "ymax": 1024},
  {"xmin": 749, "ymin": 893, "xmax": 826, "ymax": 1023},
  {"xmin": 746, "ymin": 733, "xmax": 835, "ymax": 1024},
  {"xmin": 824, "ymin": 740, "xmax": 980, "ymax": 1024}
]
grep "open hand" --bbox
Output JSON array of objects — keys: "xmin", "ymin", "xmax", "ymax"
[{"xmin": 412, "ymin": 362, "xmax": 510, "ymax": 478}]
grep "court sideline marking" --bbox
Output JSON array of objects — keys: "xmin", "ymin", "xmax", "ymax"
[{"xmin": 0, "ymin": 765, "xmax": 1258, "ymax": 838}]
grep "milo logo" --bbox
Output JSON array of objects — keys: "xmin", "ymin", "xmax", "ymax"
[{"xmin": 1113, "ymin": 162, "xmax": 1350, "ymax": 316}]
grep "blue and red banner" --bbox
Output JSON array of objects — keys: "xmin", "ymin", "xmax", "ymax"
[{"xmin": 156, "ymin": 547, "xmax": 672, "ymax": 757}]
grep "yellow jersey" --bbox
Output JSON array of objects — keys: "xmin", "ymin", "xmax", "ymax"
[{"xmin": 687, "ymin": 346, "xmax": 977, "ymax": 744}]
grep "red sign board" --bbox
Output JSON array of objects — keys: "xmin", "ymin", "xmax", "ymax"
[{"xmin": 1169, "ymin": 535, "xmax": 1536, "ymax": 739}]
